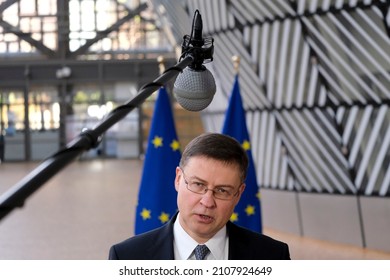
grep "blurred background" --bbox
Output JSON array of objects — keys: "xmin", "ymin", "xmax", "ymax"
[{"xmin": 0, "ymin": 0, "xmax": 389, "ymax": 259}]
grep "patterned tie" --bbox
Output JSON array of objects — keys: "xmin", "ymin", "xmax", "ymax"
[{"xmin": 194, "ymin": 244, "xmax": 210, "ymax": 260}]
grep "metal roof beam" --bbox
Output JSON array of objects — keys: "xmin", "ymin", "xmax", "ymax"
[
  {"xmin": 69, "ymin": 3, "xmax": 148, "ymax": 59},
  {"xmin": 0, "ymin": 20, "xmax": 57, "ymax": 58},
  {"xmin": 0, "ymin": 0, "xmax": 18, "ymax": 14}
]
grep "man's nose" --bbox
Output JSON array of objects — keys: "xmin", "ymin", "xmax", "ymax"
[{"xmin": 199, "ymin": 189, "xmax": 216, "ymax": 208}]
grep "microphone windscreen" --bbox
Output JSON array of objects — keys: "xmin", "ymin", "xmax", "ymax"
[{"xmin": 173, "ymin": 67, "xmax": 216, "ymax": 111}]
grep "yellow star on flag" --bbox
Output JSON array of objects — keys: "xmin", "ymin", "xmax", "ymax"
[
  {"xmin": 152, "ymin": 136, "xmax": 163, "ymax": 148},
  {"xmin": 242, "ymin": 140, "xmax": 251, "ymax": 151},
  {"xmin": 256, "ymin": 191, "xmax": 261, "ymax": 200},
  {"xmin": 140, "ymin": 208, "xmax": 151, "ymax": 220},
  {"xmin": 170, "ymin": 140, "xmax": 180, "ymax": 151},
  {"xmin": 230, "ymin": 212, "xmax": 239, "ymax": 222},
  {"xmin": 158, "ymin": 212, "xmax": 170, "ymax": 224},
  {"xmin": 245, "ymin": 205, "xmax": 256, "ymax": 216}
]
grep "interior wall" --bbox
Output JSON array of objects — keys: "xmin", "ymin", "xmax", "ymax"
[{"xmin": 262, "ymin": 189, "xmax": 390, "ymax": 253}]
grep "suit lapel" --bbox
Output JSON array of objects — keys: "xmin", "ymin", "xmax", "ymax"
[
  {"xmin": 227, "ymin": 221, "xmax": 256, "ymax": 260},
  {"xmin": 146, "ymin": 213, "xmax": 177, "ymax": 260},
  {"xmin": 227, "ymin": 222, "xmax": 243, "ymax": 259}
]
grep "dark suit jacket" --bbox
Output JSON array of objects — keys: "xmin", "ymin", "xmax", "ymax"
[
  {"xmin": 109, "ymin": 213, "xmax": 290, "ymax": 260},
  {"xmin": 109, "ymin": 215, "xmax": 290, "ymax": 260}
]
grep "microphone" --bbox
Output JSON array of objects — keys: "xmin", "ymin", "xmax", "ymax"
[{"xmin": 173, "ymin": 10, "xmax": 216, "ymax": 111}]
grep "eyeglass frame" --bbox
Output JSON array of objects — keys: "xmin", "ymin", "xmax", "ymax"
[{"xmin": 179, "ymin": 167, "xmax": 242, "ymax": 200}]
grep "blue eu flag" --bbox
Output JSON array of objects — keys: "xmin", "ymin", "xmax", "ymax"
[
  {"xmin": 135, "ymin": 87, "xmax": 181, "ymax": 234},
  {"xmin": 222, "ymin": 75, "xmax": 262, "ymax": 233}
]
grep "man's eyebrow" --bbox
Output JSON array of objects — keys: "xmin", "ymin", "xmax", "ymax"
[
  {"xmin": 193, "ymin": 177, "xmax": 236, "ymax": 189},
  {"xmin": 215, "ymin": 185, "xmax": 235, "ymax": 189},
  {"xmin": 189, "ymin": 175, "xmax": 207, "ymax": 183}
]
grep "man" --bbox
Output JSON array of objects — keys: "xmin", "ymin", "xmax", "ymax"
[{"xmin": 109, "ymin": 133, "xmax": 290, "ymax": 260}]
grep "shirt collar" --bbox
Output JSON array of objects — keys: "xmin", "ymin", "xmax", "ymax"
[
  {"xmin": 204, "ymin": 225, "xmax": 228, "ymax": 260},
  {"xmin": 173, "ymin": 213, "xmax": 228, "ymax": 260}
]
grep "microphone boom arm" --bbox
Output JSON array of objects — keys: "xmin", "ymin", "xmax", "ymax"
[{"xmin": 0, "ymin": 55, "xmax": 194, "ymax": 222}]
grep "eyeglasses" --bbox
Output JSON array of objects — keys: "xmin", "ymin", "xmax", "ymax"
[{"xmin": 180, "ymin": 168, "xmax": 240, "ymax": 200}]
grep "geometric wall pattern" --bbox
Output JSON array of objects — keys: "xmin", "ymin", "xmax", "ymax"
[{"xmin": 152, "ymin": 0, "xmax": 390, "ymax": 197}]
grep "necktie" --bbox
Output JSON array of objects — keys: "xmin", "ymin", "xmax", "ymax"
[{"xmin": 194, "ymin": 244, "xmax": 210, "ymax": 260}]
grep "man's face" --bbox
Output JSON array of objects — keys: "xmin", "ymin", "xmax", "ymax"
[{"xmin": 174, "ymin": 156, "xmax": 245, "ymax": 243}]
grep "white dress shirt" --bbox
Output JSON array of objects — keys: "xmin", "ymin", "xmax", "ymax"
[{"xmin": 173, "ymin": 213, "xmax": 229, "ymax": 260}]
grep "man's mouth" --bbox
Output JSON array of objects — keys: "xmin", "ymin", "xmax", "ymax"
[{"xmin": 197, "ymin": 214, "xmax": 214, "ymax": 222}]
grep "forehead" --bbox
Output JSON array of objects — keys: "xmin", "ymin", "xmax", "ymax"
[{"xmin": 184, "ymin": 156, "xmax": 241, "ymax": 184}]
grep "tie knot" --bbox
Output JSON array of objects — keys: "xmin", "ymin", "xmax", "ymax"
[{"xmin": 194, "ymin": 244, "xmax": 210, "ymax": 260}]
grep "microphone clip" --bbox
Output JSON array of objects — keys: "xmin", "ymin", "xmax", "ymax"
[{"xmin": 179, "ymin": 10, "xmax": 214, "ymax": 71}]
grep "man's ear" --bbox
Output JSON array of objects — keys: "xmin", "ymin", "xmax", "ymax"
[
  {"xmin": 174, "ymin": 166, "xmax": 181, "ymax": 192},
  {"xmin": 235, "ymin": 183, "xmax": 246, "ymax": 203}
]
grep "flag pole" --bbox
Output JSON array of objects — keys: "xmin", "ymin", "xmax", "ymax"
[
  {"xmin": 0, "ymin": 55, "xmax": 193, "ymax": 222},
  {"xmin": 232, "ymin": 55, "xmax": 240, "ymax": 74},
  {"xmin": 157, "ymin": 55, "xmax": 166, "ymax": 74}
]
